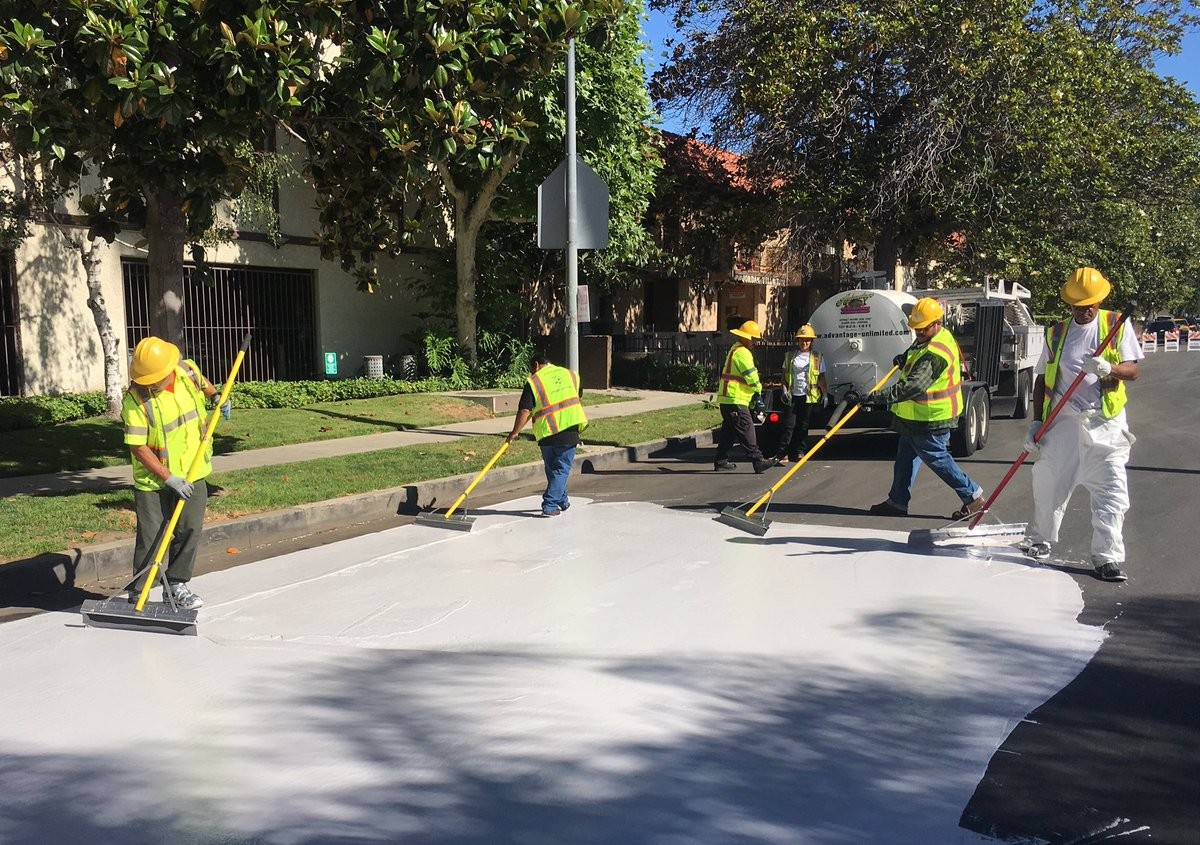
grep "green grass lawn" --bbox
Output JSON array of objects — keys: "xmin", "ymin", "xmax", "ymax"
[
  {"xmin": 0, "ymin": 401, "xmax": 716, "ymax": 562},
  {"xmin": 0, "ymin": 391, "xmax": 633, "ymax": 478}
]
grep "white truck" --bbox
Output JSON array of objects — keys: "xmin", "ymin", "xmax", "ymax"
[{"xmin": 783, "ymin": 279, "xmax": 1044, "ymax": 457}]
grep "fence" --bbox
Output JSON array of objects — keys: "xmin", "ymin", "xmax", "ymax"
[
  {"xmin": 612, "ymin": 331, "xmax": 795, "ymax": 386},
  {"xmin": 124, "ymin": 260, "xmax": 317, "ymax": 382}
]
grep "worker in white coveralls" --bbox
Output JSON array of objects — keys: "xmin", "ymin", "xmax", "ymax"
[{"xmin": 1021, "ymin": 267, "xmax": 1142, "ymax": 582}]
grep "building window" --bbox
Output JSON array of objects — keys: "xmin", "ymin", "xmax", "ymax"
[
  {"xmin": 0, "ymin": 251, "xmax": 21, "ymax": 397},
  {"xmin": 123, "ymin": 260, "xmax": 317, "ymax": 382}
]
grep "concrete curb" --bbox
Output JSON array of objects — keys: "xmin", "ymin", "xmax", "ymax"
[{"xmin": 0, "ymin": 429, "xmax": 718, "ymax": 597}]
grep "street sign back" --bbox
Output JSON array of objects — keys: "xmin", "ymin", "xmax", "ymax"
[{"xmin": 537, "ymin": 159, "xmax": 610, "ymax": 250}]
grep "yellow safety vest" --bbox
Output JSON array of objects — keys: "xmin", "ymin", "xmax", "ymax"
[
  {"xmin": 529, "ymin": 365, "xmax": 589, "ymax": 441},
  {"xmin": 718, "ymin": 342, "xmax": 761, "ymax": 406},
  {"xmin": 782, "ymin": 350, "xmax": 823, "ymax": 402},
  {"xmin": 1043, "ymin": 310, "xmax": 1127, "ymax": 419},
  {"xmin": 892, "ymin": 327, "xmax": 963, "ymax": 423},
  {"xmin": 121, "ymin": 360, "xmax": 213, "ymax": 491}
]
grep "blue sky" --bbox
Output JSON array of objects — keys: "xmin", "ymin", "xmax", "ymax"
[{"xmin": 640, "ymin": 11, "xmax": 1200, "ymax": 135}]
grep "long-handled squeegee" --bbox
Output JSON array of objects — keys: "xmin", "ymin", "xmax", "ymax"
[
  {"xmin": 717, "ymin": 366, "xmax": 900, "ymax": 536},
  {"xmin": 79, "ymin": 333, "xmax": 251, "ymax": 635},
  {"xmin": 908, "ymin": 301, "xmax": 1136, "ymax": 547},
  {"xmin": 413, "ymin": 439, "xmax": 510, "ymax": 532}
]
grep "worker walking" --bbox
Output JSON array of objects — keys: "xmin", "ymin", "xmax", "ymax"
[
  {"xmin": 773, "ymin": 324, "xmax": 828, "ymax": 464},
  {"xmin": 506, "ymin": 356, "xmax": 588, "ymax": 517},
  {"xmin": 1021, "ymin": 267, "xmax": 1141, "ymax": 582},
  {"xmin": 123, "ymin": 337, "xmax": 230, "ymax": 609},
  {"xmin": 715, "ymin": 320, "xmax": 776, "ymax": 473},
  {"xmin": 866, "ymin": 297, "xmax": 986, "ymax": 519}
]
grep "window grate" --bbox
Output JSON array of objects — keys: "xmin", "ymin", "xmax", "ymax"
[
  {"xmin": 0, "ymin": 251, "xmax": 21, "ymax": 397},
  {"xmin": 123, "ymin": 260, "xmax": 317, "ymax": 383}
]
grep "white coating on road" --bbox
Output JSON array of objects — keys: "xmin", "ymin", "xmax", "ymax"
[{"xmin": 0, "ymin": 498, "xmax": 1104, "ymax": 844}]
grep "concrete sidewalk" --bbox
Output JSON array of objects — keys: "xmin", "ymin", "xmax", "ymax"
[{"xmin": 0, "ymin": 388, "xmax": 705, "ymax": 498}]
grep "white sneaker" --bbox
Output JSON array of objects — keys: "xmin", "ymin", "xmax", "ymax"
[
  {"xmin": 165, "ymin": 582, "xmax": 203, "ymax": 610},
  {"xmin": 1022, "ymin": 541, "xmax": 1051, "ymax": 561}
]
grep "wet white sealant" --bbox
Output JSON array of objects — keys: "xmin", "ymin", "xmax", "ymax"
[{"xmin": 0, "ymin": 498, "xmax": 1104, "ymax": 844}]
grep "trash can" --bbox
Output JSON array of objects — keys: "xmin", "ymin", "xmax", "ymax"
[
  {"xmin": 400, "ymin": 354, "xmax": 418, "ymax": 380},
  {"xmin": 364, "ymin": 355, "xmax": 384, "ymax": 379}
]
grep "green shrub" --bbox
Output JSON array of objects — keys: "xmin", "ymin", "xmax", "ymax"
[
  {"xmin": 660, "ymin": 363, "xmax": 709, "ymax": 393},
  {"xmin": 0, "ymin": 392, "xmax": 109, "ymax": 432},
  {"xmin": 611, "ymin": 355, "xmax": 660, "ymax": 389}
]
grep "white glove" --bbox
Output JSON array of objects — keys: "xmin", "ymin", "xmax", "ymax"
[
  {"xmin": 165, "ymin": 475, "xmax": 194, "ymax": 500},
  {"xmin": 1023, "ymin": 420, "xmax": 1042, "ymax": 456},
  {"xmin": 1081, "ymin": 356, "xmax": 1112, "ymax": 378}
]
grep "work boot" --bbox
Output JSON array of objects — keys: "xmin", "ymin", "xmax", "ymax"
[
  {"xmin": 714, "ymin": 460, "xmax": 738, "ymax": 471},
  {"xmin": 951, "ymin": 495, "xmax": 986, "ymax": 520},
  {"xmin": 753, "ymin": 458, "xmax": 778, "ymax": 474},
  {"xmin": 1095, "ymin": 562, "xmax": 1127, "ymax": 582},
  {"xmin": 1022, "ymin": 541, "xmax": 1052, "ymax": 561},
  {"xmin": 868, "ymin": 500, "xmax": 908, "ymax": 516},
  {"xmin": 165, "ymin": 581, "xmax": 204, "ymax": 610}
]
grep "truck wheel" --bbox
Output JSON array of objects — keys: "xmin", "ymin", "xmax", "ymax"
[
  {"xmin": 951, "ymin": 393, "xmax": 979, "ymax": 457},
  {"xmin": 973, "ymin": 390, "xmax": 990, "ymax": 450},
  {"xmin": 1011, "ymin": 370, "xmax": 1032, "ymax": 420}
]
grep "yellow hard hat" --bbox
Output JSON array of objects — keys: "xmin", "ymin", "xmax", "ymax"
[
  {"xmin": 730, "ymin": 320, "xmax": 763, "ymax": 340},
  {"xmin": 130, "ymin": 336, "xmax": 180, "ymax": 385},
  {"xmin": 1061, "ymin": 267, "xmax": 1111, "ymax": 306},
  {"xmin": 908, "ymin": 297, "xmax": 945, "ymax": 329},
  {"xmin": 795, "ymin": 324, "xmax": 817, "ymax": 340}
]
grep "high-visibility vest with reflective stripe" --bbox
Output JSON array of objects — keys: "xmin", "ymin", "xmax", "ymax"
[
  {"xmin": 892, "ymin": 328, "xmax": 963, "ymax": 423},
  {"xmin": 782, "ymin": 350, "xmax": 823, "ymax": 402},
  {"xmin": 121, "ymin": 360, "xmax": 213, "ymax": 491},
  {"xmin": 529, "ymin": 365, "xmax": 588, "ymax": 441},
  {"xmin": 1043, "ymin": 310, "xmax": 1127, "ymax": 419},
  {"xmin": 718, "ymin": 342, "xmax": 761, "ymax": 406}
]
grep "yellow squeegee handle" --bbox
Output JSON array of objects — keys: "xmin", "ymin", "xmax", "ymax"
[
  {"xmin": 745, "ymin": 365, "xmax": 901, "ymax": 518},
  {"xmin": 135, "ymin": 334, "xmax": 252, "ymax": 611},
  {"xmin": 444, "ymin": 440, "xmax": 510, "ymax": 519}
]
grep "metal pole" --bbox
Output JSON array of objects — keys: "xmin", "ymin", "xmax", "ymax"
[{"xmin": 565, "ymin": 38, "xmax": 579, "ymax": 372}]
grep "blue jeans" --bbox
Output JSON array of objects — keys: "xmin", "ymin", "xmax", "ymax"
[
  {"xmin": 540, "ymin": 443, "xmax": 577, "ymax": 514},
  {"xmin": 887, "ymin": 430, "xmax": 981, "ymax": 510}
]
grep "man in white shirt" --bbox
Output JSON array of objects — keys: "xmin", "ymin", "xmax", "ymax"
[
  {"xmin": 773, "ymin": 324, "xmax": 828, "ymax": 464},
  {"xmin": 1022, "ymin": 267, "xmax": 1142, "ymax": 581}
]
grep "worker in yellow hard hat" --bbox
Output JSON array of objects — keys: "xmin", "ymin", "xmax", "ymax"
[
  {"xmin": 865, "ymin": 297, "xmax": 986, "ymax": 519},
  {"xmin": 714, "ymin": 319, "xmax": 777, "ymax": 473},
  {"xmin": 1021, "ymin": 267, "xmax": 1142, "ymax": 582},
  {"xmin": 121, "ymin": 336, "xmax": 231, "ymax": 609},
  {"xmin": 772, "ymin": 324, "xmax": 828, "ymax": 464}
]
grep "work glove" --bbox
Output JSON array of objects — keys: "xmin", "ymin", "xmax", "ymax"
[
  {"xmin": 779, "ymin": 390, "xmax": 792, "ymax": 407},
  {"xmin": 892, "ymin": 353, "xmax": 907, "ymax": 368},
  {"xmin": 750, "ymin": 394, "xmax": 765, "ymax": 414},
  {"xmin": 219, "ymin": 400, "xmax": 232, "ymax": 420},
  {"xmin": 822, "ymin": 393, "xmax": 834, "ymax": 411},
  {"xmin": 1081, "ymin": 356, "xmax": 1113, "ymax": 378},
  {"xmin": 860, "ymin": 392, "xmax": 880, "ymax": 408},
  {"xmin": 1023, "ymin": 420, "xmax": 1043, "ymax": 457},
  {"xmin": 165, "ymin": 475, "xmax": 194, "ymax": 500}
]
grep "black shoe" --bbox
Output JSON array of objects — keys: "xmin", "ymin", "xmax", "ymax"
[
  {"xmin": 868, "ymin": 500, "xmax": 908, "ymax": 516},
  {"xmin": 753, "ymin": 458, "xmax": 778, "ymax": 474},
  {"xmin": 714, "ymin": 460, "xmax": 738, "ymax": 471},
  {"xmin": 1095, "ymin": 562, "xmax": 1127, "ymax": 582}
]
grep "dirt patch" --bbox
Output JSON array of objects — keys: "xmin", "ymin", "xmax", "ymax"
[{"xmin": 427, "ymin": 399, "xmax": 497, "ymax": 422}]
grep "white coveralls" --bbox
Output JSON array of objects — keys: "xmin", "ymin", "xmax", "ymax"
[{"xmin": 1027, "ymin": 317, "xmax": 1143, "ymax": 565}]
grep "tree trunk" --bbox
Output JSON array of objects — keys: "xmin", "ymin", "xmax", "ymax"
[
  {"xmin": 454, "ymin": 214, "xmax": 480, "ymax": 366},
  {"xmin": 78, "ymin": 237, "xmax": 123, "ymax": 417},
  {"xmin": 143, "ymin": 184, "xmax": 189, "ymax": 345},
  {"xmin": 874, "ymin": 225, "xmax": 898, "ymax": 286}
]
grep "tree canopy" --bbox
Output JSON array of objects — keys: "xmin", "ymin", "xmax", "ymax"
[
  {"xmin": 651, "ymin": 0, "xmax": 1200, "ymax": 315},
  {"xmin": 301, "ymin": 0, "xmax": 640, "ymax": 363},
  {"xmin": 0, "ymin": 0, "xmax": 340, "ymax": 343}
]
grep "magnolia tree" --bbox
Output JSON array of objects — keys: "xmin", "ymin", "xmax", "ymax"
[
  {"xmin": 301, "ymin": 0, "xmax": 628, "ymax": 364},
  {"xmin": 0, "ymin": 1, "xmax": 343, "ymax": 347}
]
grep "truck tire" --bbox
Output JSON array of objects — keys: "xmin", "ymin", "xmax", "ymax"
[
  {"xmin": 950, "ymin": 391, "xmax": 979, "ymax": 458},
  {"xmin": 973, "ymin": 390, "xmax": 990, "ymax": 450},
  {"xmin": 1011, "ymin": 369, "xmax": 1032, "ymax": 420}
]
